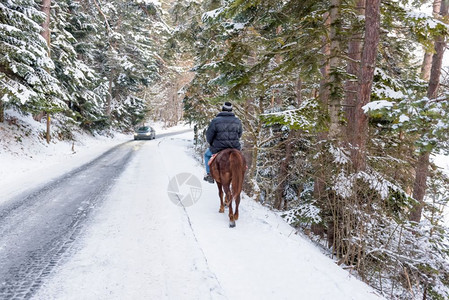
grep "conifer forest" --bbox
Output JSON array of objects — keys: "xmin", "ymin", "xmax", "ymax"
[{"xmin": 1, "ymin": 0, "xmax": 449, "ymax": 299}]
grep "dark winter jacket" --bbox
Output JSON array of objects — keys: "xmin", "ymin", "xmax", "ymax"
[{"xmin": 206, "ymin": 111, "xmax": 243, "ymax": 154}]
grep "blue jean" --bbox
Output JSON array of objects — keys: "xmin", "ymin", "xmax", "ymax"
[{"xmin": 204, "ymin": 148, "xmax": 212, "ymax": 174}]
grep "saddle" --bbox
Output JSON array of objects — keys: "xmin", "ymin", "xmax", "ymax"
[
  {"xmin": 208, "ymin": 153, "xmax": 218, "ymax": 166},
  {"xmin": 208, "ymin": 150, "xmax": 247, "ymax": 169}
]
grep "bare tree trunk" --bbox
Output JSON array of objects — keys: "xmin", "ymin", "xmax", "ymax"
[
  {"xmin": 344, "ymin": 0, "xmax": 365, "ymax": 143},
  {"xmin": 41, "ymin": 0, "xmax": 51, "ymax": 143},
  {"xmin": 410, "ymin": 0, "xmax": 448, "ymax": 223},
  {"xmin": 352, "ymin": 0, "xmax": 381, "ymax": 172},
  {"xmin": 318, "ymin": 12, "xmax": 331, "ymax": 111},
  {"xmin": 46, "ymin": 113, "xmax": 51, "ymax": 143},
  {"xmin": 328, "ymin": 0, "xmax": 343, "ymax": 139},
  {"xmin": 41, "ymin": 0, "xmax": 51, "ymax": 47},
  {"xmin": 421, "ymin": 0, "xmax": 442, "ymax": 80},
  {"xmin": 312, "ymin": 12, "xmax": 331, "ymax": 237},
  {"xmin": 317, "ymin": 3, "xmax": 344, "ymax": 245}
]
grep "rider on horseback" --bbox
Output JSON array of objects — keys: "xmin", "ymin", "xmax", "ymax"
[{"xmin": 204, "ymin": 102, "xmax": 243, "ymax": 183}]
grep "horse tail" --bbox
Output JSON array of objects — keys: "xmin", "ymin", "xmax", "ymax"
[{"xmin": 229, "ymin": 150, "xmax": 245, "ymax": 199}]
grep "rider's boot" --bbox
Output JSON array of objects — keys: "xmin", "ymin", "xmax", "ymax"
[{"xmin": 203, "ymin": 173, "xmax": 214, "ymax": 183}]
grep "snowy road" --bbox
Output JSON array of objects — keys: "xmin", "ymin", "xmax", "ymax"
[
  {"xmin": 1, "ymin": 129, "xmax": 384, "ymax": 299},
  {"xmin": 0, "ymin": 141, "xmax": 139, "ymax": 298},
  {"xmin": 0, "ymin": 130, "xmax": 192, "ymax": 299}
]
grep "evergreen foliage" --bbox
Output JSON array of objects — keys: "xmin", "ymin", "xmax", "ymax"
[
  {"xmin": 0, "ymin": 0, "xmax": 63, "ymax": 115},
  {"xmin": 182, "ymin": 0, "xmax": 449, "ymax": 298},
  {"xmin": 49, "ymin": 0, "xmax": 104, "ymax": 129},
  {"xmin": 1, "ymin": 0, "xmax": 169, "ymax": 133}
]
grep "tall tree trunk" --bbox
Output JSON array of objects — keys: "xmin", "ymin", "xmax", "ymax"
[
  {"xmin": 41, "ymin": 0, "xmax": 51, "ymax": 143},
  {"xmin": 313, "ymin": 11, "xmax": 330, "ymax": 200},
  {"xmin": 344, "ymin": 0, "xmax": 365, "ymax": 143},
  {"xmin": 328, "ymin": 0, "xmax": 343, "ymax": 139},
  {"xmin": 318, "ymin": 12, "xmax": 331, "ymax": 111},
  {"xmin": 312, "ymin": 11, "xmax": 331, "ymax": 237},
  {"xmin": 421, "ymin": 0, "xmax": 442, "ymax": 80},
  {"xmin": 351, "ymin": 0, "xmax": 381, "ymax": 172},
  {"xmin": 410, "ymin": 0, "xmax": 449, "ymax": 223},
  {"xmin": 41, "ymin": 0, "xmax": 51, "ymax": 47},
  {"xmin": 327, "ymin": 0, "xmax": 344, "ymax": 248}
]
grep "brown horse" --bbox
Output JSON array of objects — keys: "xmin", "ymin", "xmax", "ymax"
[{"xmin": 209, "ymin": 148, "xmax": 246, "ymax": 227}]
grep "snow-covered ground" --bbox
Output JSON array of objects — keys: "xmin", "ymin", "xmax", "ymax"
[{"xmin": 0, "ymin": 117, "xmax": 384, "ymax": 299}]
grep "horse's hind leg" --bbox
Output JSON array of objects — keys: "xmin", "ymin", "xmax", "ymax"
[
  {"xmin": 217, "ymin": 182, "xmax": 225, "ymax": 213},
  {"xmin": 228, "ymin": 198, "xmax": 235, "ymax": 228},
  {"xmin": 234, "ymin": 194, "xmax": 240, "ymax": 221},
  {"xmin": 223, "ymin": 184, "xmax": 231, "ymax": 207},
  {"xmin": 223, "ymin": 184, "xmax": 235, "ymax": 227}
]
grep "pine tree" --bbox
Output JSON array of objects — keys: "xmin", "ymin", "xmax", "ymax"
[
  {"xmin": 90, "ymin": 0, "xmax": 168, "ymax": 128},
  {"xmin": 49, "ymin": 0, "xmax": 106, "ymax": 130},
  {"xmin": 0, "ymin": 0, "xmax": 63, "ymax": 121},
  {"xmin": 410, "ymin": 1, "xmax": 449, "ymax": 223}
]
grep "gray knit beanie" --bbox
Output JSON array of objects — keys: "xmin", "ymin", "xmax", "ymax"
[{"xmin": 222, "ymin": 102, "xmax": 232, "ymax": 111}]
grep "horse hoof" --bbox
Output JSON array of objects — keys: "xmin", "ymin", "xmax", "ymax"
[
  {"xmin": 219, "ymin": 206, "xmax": 224, "ymax": 213},
  {"xmin": 229, "ymin": 221, "xmax": 236, "ymax": 228}
]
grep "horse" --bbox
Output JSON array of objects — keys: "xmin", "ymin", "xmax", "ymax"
[{"xmin": 209, "ymin": 148, "xmax": 246, "ymax": 228}]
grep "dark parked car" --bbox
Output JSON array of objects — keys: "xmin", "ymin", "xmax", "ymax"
[{"xmin": 134, "ymin": 126, "xmax": 156, "ymax": 140}]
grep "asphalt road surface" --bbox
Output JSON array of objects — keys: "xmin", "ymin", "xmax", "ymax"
[{"xmin": 0, "ymin": 129, "xmax": 192, "ymax": 299}]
